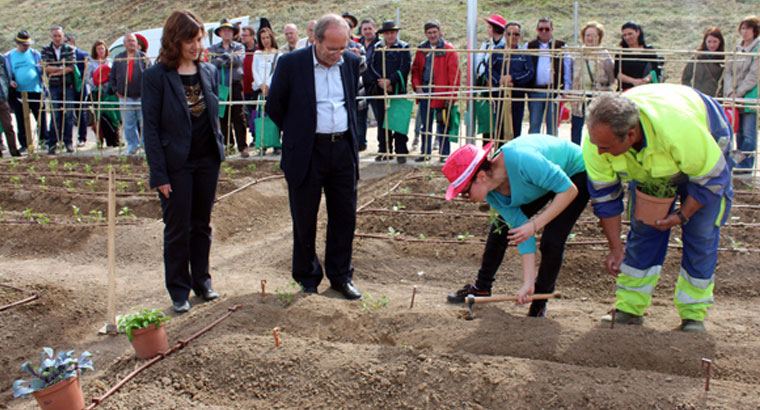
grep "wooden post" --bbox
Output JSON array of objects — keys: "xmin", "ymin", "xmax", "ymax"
[
  {"xmin": 21, "ymin": 92, "xmax": 33, "ymax": 152},
  {"xmin": 106, "ymin": 168, "xmax": 117, "ymax": 333}
]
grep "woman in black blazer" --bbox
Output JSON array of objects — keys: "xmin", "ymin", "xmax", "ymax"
[{"xmin": 143, "ymin": 10, "xmax": 226, "ymax": 313}]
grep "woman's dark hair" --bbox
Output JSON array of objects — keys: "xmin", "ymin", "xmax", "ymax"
[
  {"xmin": 619, "ymin": 21, "xmax": 646, "ymax": 48},
  {"xmin": 91, "ymin": 40, "xmax": 109, "ymax": 60},
  {"xmin": 698, "ymin": 27, "xmax": 725, "ymax": 52},
  {"xmin": 475, "ymin": 156, "xmax": 493, "ymax": 176},
  {"xmin": 489, "ymin": 22, "xmax": 505, "ymax": 35},
  {"xmin": 256, "ymin": 27, "xmax": 278, "ymax": 51},
  {"xmin": 157, "ymin": 10, "xmax": 205, "ymax": 69},
  {"xmin": 738, "ymin": 15, "xmax": 760, "ymax": 39}
]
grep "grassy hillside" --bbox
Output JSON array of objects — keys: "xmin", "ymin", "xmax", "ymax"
[{"xmin": 1, "ymin": 0, "xmax": 757, "ymax": 77}]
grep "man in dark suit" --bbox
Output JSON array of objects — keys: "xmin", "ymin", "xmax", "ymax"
[
  {"xmin": 266, "ymin": 14, "xmax": 362, "ymax": 300},
  {"xmin": 526, "ymin": 17, "xmax": 568, "ymax": 136}
]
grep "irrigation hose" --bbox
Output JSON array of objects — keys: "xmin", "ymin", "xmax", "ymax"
[
  {"xmin": 0, "ymin": 283, "xmax": 40, "ymax": 311},
  {"xmin": 86, "ymin": 305, "xmax": 240, "ymax": 409}
]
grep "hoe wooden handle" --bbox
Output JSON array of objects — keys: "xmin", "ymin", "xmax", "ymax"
[{"xmin": 467, "ymin": 292, "xmax": 560, "ymax": 305}]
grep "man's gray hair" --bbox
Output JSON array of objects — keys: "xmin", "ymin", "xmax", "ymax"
[
  {"xmin": 50, "ymin": 25, "xmax": 63, "ymax": 33},
  {"xmin": 586, "ymin": 93, "xmax": 640, "ymax": 141},
  {"xmin": 315, "ymin": 14, "xmax": 349, "ymax": 42}
]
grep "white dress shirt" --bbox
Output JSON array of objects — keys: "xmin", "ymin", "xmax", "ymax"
[{"xmin": 313, "ymin": 48, "xmax": 348, "ymax": 134}]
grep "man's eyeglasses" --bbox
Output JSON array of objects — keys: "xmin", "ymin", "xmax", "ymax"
[
  {"xmin": 537, "ymin": 27, "xmax": 552, "ymax": 32},
  {"xmin": 507, "ymin": 32, "xmax": 521, "ymax": 37}
]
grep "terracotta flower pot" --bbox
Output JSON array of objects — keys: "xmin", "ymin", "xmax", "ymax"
[
  {"xmin": 32, "ymin": 376, "xmax": 84, "ymax": 410},
  {"xmin": 634, "ymin": 187, "xmax": 675, "ymax": 226},
  {"xmin": 130, "ymin": 323, "xmax": 169, "ymax": 359}
]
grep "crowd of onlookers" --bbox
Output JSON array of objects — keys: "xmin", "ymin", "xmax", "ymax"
[{"xmin": 1, "ymin": 13, "xmax": 759, "ymax": 171}]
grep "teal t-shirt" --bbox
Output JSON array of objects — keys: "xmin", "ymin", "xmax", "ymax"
[
  {"xmin": 485, "ymin": 134, "xmax": 585, "ymax": 254},
  {"xmin": 8, "ymin": 49, "xmax": 42, "ymax": 93}
]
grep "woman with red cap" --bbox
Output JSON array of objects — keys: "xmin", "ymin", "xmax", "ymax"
[
  {"xmin": 89, "ymin": 64, "xmax": 121, "ymax": 147},
  {"xmin": 443, "ymin": 134, "xmax": 589, "ymax": 316},
  {"xmin": 135, "ymin": 33, "xmax": 149, "ymax": 54}
]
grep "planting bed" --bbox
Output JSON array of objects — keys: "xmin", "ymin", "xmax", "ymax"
[{"xmin": 1, "ymin": 160, "xmax": 759, "ymax": 409}]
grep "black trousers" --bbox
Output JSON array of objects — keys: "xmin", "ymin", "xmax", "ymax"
[
  {"xmin": 159, "ymin": 154, "xmax": 221, "ymax": 303},
  {"xmin": 10, "ymin": 91, "xmax": 47, "ymax": 149},
  {"xmin": 369, "ymin": 98, "xmax": 408, "ymax": 155},
  {"xmin": 475, "ymin": 172, "xmax": 590, "ymax": 315},
  {"xmin": 287, "ymin": 137, "xmax": 357, "ymax": 288},
  {"xmin": 220, "ymin": 81, "xmax": 248, "ymax": 152}
]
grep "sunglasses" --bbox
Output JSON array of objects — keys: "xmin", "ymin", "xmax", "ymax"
[
  {"xmin": 507, "ymin": 32, "xmax": 521, "ymax": 37},
  {"xmin": 537, "ymin": 27, "xmax": 552, "ymax": 32}
]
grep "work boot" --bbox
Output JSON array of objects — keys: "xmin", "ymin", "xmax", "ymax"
[
  {"xmin": 601, "ymin": 309, "xmax": 643, "ymax": 326},
  {"xmin": 447, "ymin": 283, "xmax": 490, "ymax": 304},
  {"xmin": 679, "ymin": 319, "xmax": 706, "ymax": 333}
]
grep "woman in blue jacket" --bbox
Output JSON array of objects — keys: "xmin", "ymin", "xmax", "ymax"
[
  {"xmin": 143, "ymin": 10, "xmax": 226, "ymax": 313},
  {"xmin": 489, "ymin": 22, "xmax": 534, "ymax": 140},
  {"xmin": 443, "ymin": 135, "xmax": 589, "ymax": 316}
]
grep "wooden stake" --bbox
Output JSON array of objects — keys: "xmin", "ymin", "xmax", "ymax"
[
  {"xmin": 21, "ymin": 92, "xmax": 33, "ymax": 152},
  {"xmin": 261, "ymin": 280, "xmax": 267, "ymax": 297},
  {"xmin": 409, "ymin": 285, "xmax": 417, "ymax": 309},
  {"xmin": 610, "ymin": 308, "xmax": 616, "ymax": 329},
  {"xmin": 701, "ymin": 358, "xmax": 712, "ymax": 391},
  {"xmin": 105, "ymin": 168, "xmax": 117, "ymax": 334},
  {"xmin": 272, "ymin": 327, "xmax": 281, "ymax": 347}
]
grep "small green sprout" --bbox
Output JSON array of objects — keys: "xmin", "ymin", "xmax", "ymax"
[{"xmin": 47, "ymin": 159, "xmax": 59, "ymax": 174}]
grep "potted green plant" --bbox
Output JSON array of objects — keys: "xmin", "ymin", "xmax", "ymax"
[
  {"xmin": 13, "ymin": 348, "xmax": 93, "ymax": 410},
  {"xmin": 634, "ymin": 178, "xmax": 677, "ymax": 226},
  {"xmin": 117, "ymin": 308, "xmax": 171, "ymax": 359}
]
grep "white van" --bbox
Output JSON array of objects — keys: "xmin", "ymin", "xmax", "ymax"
[{"xmin": 108, "ymin": 16, "xmax": 253, "ymax": 61}]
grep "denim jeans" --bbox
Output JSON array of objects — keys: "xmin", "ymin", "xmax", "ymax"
[
  {"xmin": 736, "ymin": 112, "xmax": 757, "ymax": 169},
  {"xmin": 417, "ymin": 99, "xmax": 450, "ymax": 156},
  {"xmin": 528, "ymin": 91, "xmax": 557, "ymax": 135},
  {"xmin": 47, "ymin": 85, "xmax": 75, "ymax": 148},
  {"xmin": 120, "ymin": 97, "xmax": 143, "ymax": 154},
  {"xmin": 493, "ymin": 93, "xmax": 525, "ymax": 140}
]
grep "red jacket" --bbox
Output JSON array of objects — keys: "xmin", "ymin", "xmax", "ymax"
[
  {"xmin": 411, "ymin": 39, "xmax": 460, "ymax": 109},
  {"xmin": 242, "ymin": 50, "xmax": 254, "ymax": 94}
]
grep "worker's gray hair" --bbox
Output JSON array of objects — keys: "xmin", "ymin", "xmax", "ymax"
[
  {"xmin": 586, "ymin": 93, "xmax": 640, "ymax": 141},
  {"xmin": 315, "ymin": 14, "xmax": 349, "ymax": 42}
]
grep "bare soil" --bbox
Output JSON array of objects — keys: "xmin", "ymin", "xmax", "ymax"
[{"xmin": 1, "ymin": 155, "xmax": 759, "ymax": 409}]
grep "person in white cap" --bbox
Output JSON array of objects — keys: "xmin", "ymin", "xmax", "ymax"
[{"xmin": 442, "ymin": 135, "xmax": 589, "ymax": 316}]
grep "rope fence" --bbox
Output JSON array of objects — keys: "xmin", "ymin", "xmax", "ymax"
[{"xmin": 8, "ymin": 45, "xmax": 758, "ymax": 177}]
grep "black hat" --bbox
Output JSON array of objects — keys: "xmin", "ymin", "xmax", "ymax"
[
  {"xmin": 214, "ymin": 18, "xmax": 240, "ymax": 36},
  {"xmin": 258, "ymin": 17, "xmax": 272, "ymax": 30},
  {"xmin": 342, "ymin": 12, "xmax": 358, "ymax": 28},
  {"xmin": 15, "ymin": 30, "xmax": 34, "ymax": 44},
  {"xmin": 376, "ymin": 20, "xmax": 401, "ymax": 34}
]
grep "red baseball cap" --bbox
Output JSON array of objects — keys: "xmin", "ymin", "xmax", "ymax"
[
  {"xmin": 442, "ymin": 141, "xmax": 494, "ymax": 200},
  {"xmin": 484, "ymin": 14, "xmax": 506, "ymax": 30}
]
